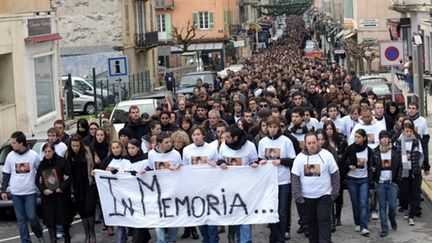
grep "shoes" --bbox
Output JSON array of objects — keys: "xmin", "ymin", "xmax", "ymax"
[
  {"xmin": 331, "ymin": 223, "xmax": 336, "ymax": 233},
  {"xmin": 372, "ymin": 211, "xmax": 379, "ymax": 220},
  {"xmin": 409, "ymin": 218, "xmax": 415, "ymax": 226},
  {"xmin": 390, "ymin": 218, "xmax": 398, "ymax": 231},
  {"xmin": 56, "ymin": 232, "xmax": 63, "ymax": 239},
  {"xmin": 335, "ymin": 218, "xmax": 341, "ymax": 226},
  {"xmin": 181, "ymin": 230, "xmax": 190, "ymax": 239},
  {"xmin": 304, "ymin": 231, "xmax": 309, "ymax": 238},
  {"xmin": 379, "ymin": 231, "xmax": 388, "ymax": 237},
  {"xmin": 355, "ymin": 225, "xmax": 361, "ymax": 232},
  {"xmin": 285, "ymin": 232, "xmax": 291, "ymax": 240},
  {"xmin": 107, "ymin": 226, "xmax": 115, "ymax": 236},
  {"xmin": 403, "ymin": 210, "xmax": 409, "ymax": 219},
  {"xmin": 191, "ymin": 228, "xmax": 199, "ymax": 240},
  {"xmin": 218, "ymin": 226, "xmax": 226, "ymax": 234},
  {"xmin": 37, "ymin": 237, "xmax": 46, "ymax": 243},
  {"xmin": 296, "ymin": 226, "xmax": 305, "ymax": 234},
  {"xmin": 360, "ymin": 228, "xmax": 370, "ymax": 237}
]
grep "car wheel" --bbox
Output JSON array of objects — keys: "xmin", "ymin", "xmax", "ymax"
[{"xmin": 84, "ymin": 102, "xmax": 96, "ymax": 115}]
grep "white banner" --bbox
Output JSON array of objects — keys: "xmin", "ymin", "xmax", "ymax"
[{"xmin": 94, "ymin": 164, "xmax": 279, "ymax": 228}]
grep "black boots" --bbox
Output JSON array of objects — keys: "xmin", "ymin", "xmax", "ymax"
[
  {"xmin": 335, "ymin": 204, "xmax": 342, "ymax": 226},
  {"xmin": 181, "ymin": 227, "xmax": 199, "ymax": 240}
]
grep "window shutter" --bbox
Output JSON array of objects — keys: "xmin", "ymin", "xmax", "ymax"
[
  {"xmin": 208, "ymin": 12, "xmax": 214, "ymax": 29},
  {"xmin": 192, "ymin": 12, "xmax": 199, "ymax": 29},
  {"xmin": 166, "ymin": 14, "xmax": 172, "ymax": 39}
]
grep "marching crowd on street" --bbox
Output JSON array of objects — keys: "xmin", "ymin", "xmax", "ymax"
[{"xmin": 1, "ymin": 15, "xmax": 430, "ymax": 243}]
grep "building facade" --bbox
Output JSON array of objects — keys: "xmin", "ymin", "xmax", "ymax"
[{"xmin": 0, "ymin": 0, "xmax": 62, "ymax": 142}]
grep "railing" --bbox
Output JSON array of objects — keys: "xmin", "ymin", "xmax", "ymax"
[
  {"xmin": 155, "ymin": 0, "xmax": 174, "ymax": 9},
  {"xmin": 135, "ymin": 31, "xmax": 159, "ymax": 49}
]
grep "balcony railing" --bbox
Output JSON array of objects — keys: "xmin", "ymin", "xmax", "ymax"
[
  {"xmin": 135, "ymin": 31, "xmax": 159, "ymax": 49},
  {"xmin": 390, "ymin": 0, "xmax": 431, "ymax": 12},
  {"xmin": 155, "ymin": 0, "xmax": 174, "ymax": 9},
  {"xmin": 391, "ymin": 0, "xmax": 431, "ymax": 5}
]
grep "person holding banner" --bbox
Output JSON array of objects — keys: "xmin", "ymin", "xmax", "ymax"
[
  {"xmin": 292, "ymin": 132, "xmax": 340, "ymax": 243},
  {"xmin": 182, "ymin": 126, "xmax": 219, "ymax": 243},
  {"xmin": 148, "ymin": 132, "xmax": 183, "ymax": 243},
  {"xmin": 65, "ymin": 135, "xmax": 98, "ymax": 243},
  {"xmin": 218, "ymin": 125, "xmax": 259, "ymax": 243},
  {"xmin": 258, "ymin": 116, "xmax": 296, "ymax": 242}
]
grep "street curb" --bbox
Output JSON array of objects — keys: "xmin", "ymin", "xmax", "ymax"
[{"xmin": 421, "ymin": 179, "xmax": 432, "ymax": 205}]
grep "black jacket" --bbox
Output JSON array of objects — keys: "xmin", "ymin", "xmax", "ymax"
[{"xmin": 372, "ymin": 146, "xmax": 402, "ymax": 184}]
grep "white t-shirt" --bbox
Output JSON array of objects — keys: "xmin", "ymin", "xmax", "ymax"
[
  {"xmin": 340, "ymin": 115, "xmax": 359, "ymax": 139},
  {"xmin": 182, "ymin": 142, "xmax": 218, "ymax": 165},
  {"xmin": 413, "ymin": 116, "xmax": 428, "ymax": 138},
  {"xmin": 348, "ymin": 148, "xmax": 368, "ymax": 178},
  {"xmin": 148, "ymin": 148, "xmax": 182, "ymax": 170},
  {"xmin": 292, "ymin": 149, "xmax": 339, "ymax": 198},
  {"xmin": 305, "ymin": 118, "xmax": 321, "ymax": 131},
  {"xmin": 258, "ymin": 135, "xmax": 296, "ymax": 185},
  {"xmin": 380, "ymin": 150, "xmax": 392, "ymax": 181},
  {"xmin": 3, "ymin": 150, "xmax": 40, "ymax": 195},
  {"xmin": 348, "ymin": 121, "xmax": 385, "ymax": 149},
  {"xmin": 127, "ymin": 159, "xmax": 150, "ymax": 172},
  {"xmin": 292, "ymin": 133, "xmax": 305, "ymax": 150},
  {"xmin": 107, "ymin": 158, "xmax": 132, "ymax": 172},
  {"xmin": 39, "ymin": 141, "xmax": 67, "ymax": 160},
  {"xmin": 218, "ymin": 140, "xmax": 258, "ymax": 165}
]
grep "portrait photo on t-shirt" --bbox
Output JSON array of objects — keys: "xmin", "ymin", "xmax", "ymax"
[
  {"xmin": 42, "ymin": 168, "xmax": 60, "ymax": 190},
  {"xmin": 191, "ymin": 156, "xmax": 208, "ymax": 165},
  {"xmin": 304, "ymin": 164, "xmax": 321, "ymax": 177},
  {"xmin": 227, "ymin": 157, "xmax": 242, "ymax": 166},
  {"xmin": 367, "ymin": 133, "xmax": 375, "ymax": 144},
  {"xmin": 265, "ymin": 148, "xmax": 281, "ymax": 160},
  {"xmin": 155, "ymin": 161, "xmax": 173, "ymax": 170},
  {"xmin": 406, "ymin": 150, "xmax": 412, "ymax": 160},
  {"xmin": 382, "ymin": 159, "xmax": 392, "ymax": 170},
  {"xmin": 357, "ymin": 158, "xmax": 366, "ymax": 169},
  {"xmin": 15, "ymin": 162, "xmax": 30, "ymax": 174}
]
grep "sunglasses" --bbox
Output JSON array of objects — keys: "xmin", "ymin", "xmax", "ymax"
[{"xmin": 260, "ymin": 104, "xmax": 268, "ymax": 108}]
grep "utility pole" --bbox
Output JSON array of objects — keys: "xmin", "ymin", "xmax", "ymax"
[{"xmin": 412, "ymin": 34, "xmax": 424, "ymax": 116}]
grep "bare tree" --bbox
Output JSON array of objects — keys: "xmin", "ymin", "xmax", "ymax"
[{"xmin": 170, "ymin": 21, "xmax": 204, "ymax": 52}]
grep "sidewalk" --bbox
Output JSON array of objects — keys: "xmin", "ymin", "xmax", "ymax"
[{"xmin": 380, "ymin": 72, "xmax": 432, "ymax": 203}]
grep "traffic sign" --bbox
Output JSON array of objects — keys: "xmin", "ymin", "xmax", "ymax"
[
  {"xmin": 379, "ymin": 41, "xmax": 403, "ymax": 66},
  {"xmin": 108, "ymin": 56, "xmax": 128, "ymax": 77}
]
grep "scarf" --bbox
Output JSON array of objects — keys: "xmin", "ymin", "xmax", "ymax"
[
  {"xmin": 347, "ymin": 141, "xmax": 368, "ymax": 168},
  {"xmin": 15, "ymin": 146, "xmax": 30, "ymax": 155},
  {"xmin": 226, "ymin": 131, "xmax": 248, "ymax": 150},
  {"xmin": 401, "ymin": 135, "xmax": 415, "ymax": 177},
  {"xmin": 288, "ymin": 122, "xmax": 309, "ymax": 135},
  {"xmin": 409, "ymin": 112, "xmax": 420, "ymax": 121},
  {"xmin": 379, "ymin": 143, "xmax": 392, "ymax": 153}
]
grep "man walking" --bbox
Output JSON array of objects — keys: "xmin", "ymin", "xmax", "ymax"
[{"xmin": 1, "ymin": 131, "xmax": 45, "ymax": 243}]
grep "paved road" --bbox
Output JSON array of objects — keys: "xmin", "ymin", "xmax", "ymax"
[{"xmin": 1, "ymin": 192, "xmax": 432, "ymax": 242}]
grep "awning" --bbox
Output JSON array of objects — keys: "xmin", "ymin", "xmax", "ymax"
[
  {"xmin": 26, "ymin": 33, "xmax": 62, "ymax": 43},
  {"xmin": 170, "ymin": 42, "xmax": 224, "ymax": 53},
  {"xmin": 335, "ymin": 30, "xmax": 347, "ymax": 39}
]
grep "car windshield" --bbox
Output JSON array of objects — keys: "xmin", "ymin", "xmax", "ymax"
[
  {"xmin": 111, "ymin": 103, "xmax": 155, "ymax": 124},
  {"xmin": 364, "ymin": 84, "xmax": 391, "ymax": 95},
  {"xmin": 361, "ymin": 78, "xmax": 387, "ymax": 84},
  {"xmin": 179, "ymin": 73, "xmax": 214, "ymax": 88}
]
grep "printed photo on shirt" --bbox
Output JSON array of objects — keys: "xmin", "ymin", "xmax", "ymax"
[
  {"xmin": 155, "ymin": 161, "xmax": 173, "ymax": 170},
  {"xmin": 367, "ymin": 133, "xmax": 375, "ymax": 144},
  {"xmin": 357, "ymin": 158, "xmax": 366, "ymax": 169},
  {"xmin": 42, "ymin": 168, "xmax": 59, "ymax": 191},
  {"xmin": 265, "ymin": 148, "xmax": 281, "ymax": 160},
  {"xmin": 304, "ymin": 164, "xmax": 321, "ymax": 177},
  {"xmin": 406, "ymin": 150, "xmax": 411, "ymax": 160},
  {"xmin": 15, "ymin": 162, "xmax": 30, "ymax": 174},
  {"xmin": 298, "ymin": 140, "xmax": 305, "ymax": 150},
  {"xmin": 227, "ymin": 157, "xmax": 242, "ymax": 166},
  {"xmin": 192, "ymin": 156, "xmax": 208, "ymax": 165},
  {"xmin": 382, "ymin": 159, "xmax": 392, "ymax": 170}
]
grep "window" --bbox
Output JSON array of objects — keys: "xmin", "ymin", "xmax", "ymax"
[
  {"xmin": 157, "ymin": 14, "xmax": 166, "ymax": 32},
  {"xmin": 193, "ymin": 12, "xmax": 214, "ymax": 30},
  {"xmin": 134, "ymin": 0, "xmax": 146, "ymax": 34},
  {"xmin": 34, "ymin": 55, "xmax": 55, "ymax": 117}
]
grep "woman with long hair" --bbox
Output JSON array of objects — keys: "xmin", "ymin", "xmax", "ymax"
[
  {"xmin": 76, "ymin": 118, "xmax": 89, "ymax": 139},
  {"xmin": 340, "ymin": 129, "xmax": 374, "ymax": 237},
  {"xmin": 91, "ymin": 128, "xmax": 109, "ymax": 165},
  {"xmin": 103, "ymin": 121, "xmax": 119, "ymax": 143},
  {"xmin": 83, "ymin": 122, "xmax": 99, "ymax": 146},
  {"xmin": 36, "ymin": 143, "xmax": 74, "ymax": 243},
  {"xmin": 65, "ymin": 135, "xmax": 98, "ymax": 243}
]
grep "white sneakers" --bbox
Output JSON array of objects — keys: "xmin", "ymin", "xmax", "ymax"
[
  {"xmin": 360, "ymin": 228, "xmax": 370, "ymax": 236},
  {"xmin": 371, "ymin": 211, "xmax": 379, "ymax": 220},
  {"xmin": 355, "ymin": 225, "xmax": 361, "ymax": 232},
  {"xmin": 409, "ymin": 218, "xmax": 415, "ymax": 226}
]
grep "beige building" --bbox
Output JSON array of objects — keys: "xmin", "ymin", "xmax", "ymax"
[
  {"xmin": 120, "ymin": 0, "xmax": 159, "ymax": 87},
  {"xmin": 0, "ymin": 0, "xmax": 62, "ymax": 142}
]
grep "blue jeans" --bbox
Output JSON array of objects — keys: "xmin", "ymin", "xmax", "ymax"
[
  {"xmin": 156, "ymin": 227, "xmax": 178, "ymax": 243},
  {"xmin": 236, "ymin": 224, "xmax": 252, "ymax": 243},
  {"xmin": 11, "ymin": 193, "xmax": 44, "ymax": 243},
  {"xmin": 116, "ymin": 226, "xmax": 127, "ymax": 243},
  {"xmin": 345, "ymin": 177, "xmax": 370, "ymax": 230},
  {"xmin": 376, "ymin": 183, "xmax": 398, "ymax": 232},
  {"xmin": 405, "ymin": 74, "xmax": 414, "ymax": 92},
  {"xmin": 199, "ymin": 225, "xmax": 219, "ymax": 243}
]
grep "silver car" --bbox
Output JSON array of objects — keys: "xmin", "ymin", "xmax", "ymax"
[{"xmin": 71, "ymin": 90, "xmax": 103, "ymax": 115}]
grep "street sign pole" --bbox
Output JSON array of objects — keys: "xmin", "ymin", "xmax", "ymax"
[{"xmin": 391, "ymin": 66, "xmax": 395, "ymax": 102}]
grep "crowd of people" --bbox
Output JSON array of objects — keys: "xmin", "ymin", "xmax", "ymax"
[{"xmin": 1, "ymin": 15, "xmax": 430, "ymax": 243}]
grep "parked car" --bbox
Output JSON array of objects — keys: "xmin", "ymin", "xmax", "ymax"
[
  {"xmin": 359, "ymin": 75, "xmax": 389, "ymax": 88},
  {"xmin": 61, "ymin": 76, "xmax": 118, "ymax": 105},
  {"xmin": 361, "ymin": 82, "xmax": 405, "ymax": 111},
  {"xmin": 109, "ymin": 99, "xmax": 160, "ymax": 131},
  {"xmin": 0, "ymin": 136, "xmax": 46, "ymax": 209},
  {"xmin": 217, "ymin": 64, "xmax": 244, "ymax": 79},
  {"xmin": 71, "ymin": 90, "xmax": 103, "ymax": 115},
  {"xmin": 177, "ymin": 71, "xmax": 216, "ymax": 98}
]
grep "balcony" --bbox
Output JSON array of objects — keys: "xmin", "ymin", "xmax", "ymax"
[
  {"xmin": 135, "ymin": 31, "xmax": 159, "ymax": 49},
  {"xmin": 390, "ymin": 0, "xmax": 432, "ymax": 13},
  {"xmin": 155, "ymin": 0, "xmax": 174, "ymax": 10}
]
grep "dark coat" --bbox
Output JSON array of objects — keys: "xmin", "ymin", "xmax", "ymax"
[
  {"xmin": 123, "ymin": 119, "xmax": 149, "ymax": 140},
  {"xmin": 36, "ymin": 154, "xmax": 74, "ymax": 227},
  {"xmin": 372, "ymin": 146, "xmax": 402, "ymax": 184}
]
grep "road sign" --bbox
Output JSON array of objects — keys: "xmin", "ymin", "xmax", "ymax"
[
  {"xmin": 108, "ymin": 56, "xmax": 128, "ymax": 77},
  {"xmin": 379, "ymin": 41, "xmax": 403, "ymax": 66}
]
